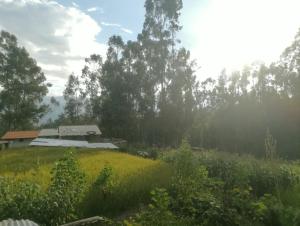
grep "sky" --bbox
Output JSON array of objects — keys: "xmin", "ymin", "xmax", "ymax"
[{"xmin": 0, "ymin": 0, "xmax": 299, "ymax": 95}]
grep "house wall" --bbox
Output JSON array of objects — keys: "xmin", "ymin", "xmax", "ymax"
[
  {"xmin": 86, "ymin": 135, "xmax": 102, "ymax": 143},
  {"xmin": 60, "ymin": 135, "xmax": 101, "ymax": 142},
  {"xmin": 0, "ymin": 142, "xmax": 9, "ymax": 150},
  {"xmin": 60, "ymin": 135, "xmax": 87, "ymax": 141},
  {"xmin": 8, "ymin": 139, "xmax": 33, "ymax": 148},
  {"xmin": 39, "ymin": 135, "xmax": 59, "ymax": 139}
]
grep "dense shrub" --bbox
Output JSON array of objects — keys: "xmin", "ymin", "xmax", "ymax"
[
  {"xmin": 82, "ymin": 165, "xmax": 117, "ymax": 216},
  {"xmin": 40, "ymin": 152, "xmax": 87, "ymax": 225},
  {"xmin": 0, "ymin": 177, "xmax": 43, "ymax": 220},
  {"xmin": 0, "ymin": 152, "xmax": 87, "ymax": 226},
  {"xmin": 164, "ymin": 141, "xmax": 267, "ymax": 226},
  {"xmin": 197, "ymin": 150, "xmax": 299, "ymax": 195},
  {"xmin": 125, "ymin": 188, "xmax": 193, "ymax": 226},
  {"xmin": 2, "ymin": 144, "xmax": 300, "ymax": 226}
]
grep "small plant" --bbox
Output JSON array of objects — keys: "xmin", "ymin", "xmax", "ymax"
[
  {"xmin": 265, "ymin": 128, "xmax": 277, "ymax": 161},
  {"xmin": 172, "ymin": 139, "xmax": 197, "ymax": 178},
  {"xmin": 93, "ymin": 165, "xmax": 115, "ymax": 198},
  {"xmin": 82, "ymin": 165, "xmax": 117, "ymax": 216}
]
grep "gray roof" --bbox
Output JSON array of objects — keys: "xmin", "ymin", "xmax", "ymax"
[
  {"xmin": 38, "ymin": 129, "xmax": 59, "ymax": 137},
  {"xmin": 30, "ymin": 138, "xmax": 118, "ymax": 149},
  {"xmin": 0, "ymin": 219, "xmax": 39, "ymax": 226},
  {"xmin": 58, "ymin": 125, "xmax": 101, "ymax": 137},
  {"xmin": 30, "ymin": 138, "xmax": 88, "ymax": 147}
]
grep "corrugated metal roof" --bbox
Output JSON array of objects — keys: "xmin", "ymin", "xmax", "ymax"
[
  {"xmin": 0, "ymin": 219, "xmax": 39, "ymax": 226},
  {"xmin": 30, "ymin": 138, "xmax": 88, "ymax": 147},
  {"xmin": 61, "ymin": 216, "xmax": 105, "ymax": 226},
  {"xmin": 38, "ymin": 129, "xmax": 59, "ymax": 137},
  {"xmin": 1, "ymin": 131, "xmax": 39, "ymax": 140},
  {"xmin": 58, "ymin": 125, "xmax": 101, "ymax": 136},
  {"xmin": 86, "ymin": 143, "xmax": 118, "ymax": 149},
  {"xmin": 30, "ymin": 138, "xmax": 118, "ymax": 149}
]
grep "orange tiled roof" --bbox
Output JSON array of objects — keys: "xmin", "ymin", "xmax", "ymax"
[{"xmin": 1, "ymin": 130, "xmax": 39, "ymax": 140}]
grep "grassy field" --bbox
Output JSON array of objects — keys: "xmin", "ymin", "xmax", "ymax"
[
  {"xmin": 0, "ymin": 147, "xmax": 173, "ymax": 217},
  {"xmin": 2, "ymin": 146, "xmax": 300, "ymax": 225},
  {"xmin": 0, "ymin": 147, "xmax": 171, "ymax": 189}
]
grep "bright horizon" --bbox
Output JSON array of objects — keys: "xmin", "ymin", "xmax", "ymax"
[
  {"xmin": 181, "ymin": 0, "xmax": 300, "ymax": 78},
  {"xmin": 0, "ymin": 0, "xmax": 300, "ymax": 95}
]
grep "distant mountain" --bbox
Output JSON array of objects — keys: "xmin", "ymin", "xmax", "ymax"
[{"xmin": 39, "ymin": 96, "xmax": 65, "ymax": 125}]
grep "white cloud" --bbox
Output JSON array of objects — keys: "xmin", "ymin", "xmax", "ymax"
[
  {"xmin": 87, "ymin": 7, "xmax": 99, "ymax": 12},
  {"xmin": 72, "ymin": 2, "xmax": 79, "ymax": 8},
  {"xmin": 121, "ymin": 28, "xmax": 133, "ymax": 34},
  {"xmin": 0, "ymin": 0, "xmax": 107, "ymax": 95},
  {"xmin": 101, "ymin": 21, "xmax": 133, "ymax": 35},
  {"xmin": 101, "ymin": 22, "xmax": 121, "ymax": 27},
  {"xmin": 181, "ymin": 0, "xmax": 300, "ymax": 78}
]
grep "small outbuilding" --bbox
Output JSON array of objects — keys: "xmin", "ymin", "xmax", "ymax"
[
  {"xmin": 1, "ymin": 130, "xmax": 39, "ymax": 148},
  {"xmin": 0, "ymin": 140, "xmax": 9, "ymax": 150}
]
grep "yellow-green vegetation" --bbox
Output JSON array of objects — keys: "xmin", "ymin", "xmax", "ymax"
[
  {"xmin": 0, "ymin": 147, "xmax": 173, "ymax": 224},
  {"xmin": 0, "ymin": 147, "xmax": 171, "ymax": 189},
  {"xmin": 2, "ymin": 144, "xmax": 300, "ymax": 225}
]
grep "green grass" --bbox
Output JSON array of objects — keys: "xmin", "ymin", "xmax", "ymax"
[
  {"xmin": 2, "ymin": 146, "xmax": 300, "ymax": 221},
  {"xmin": 0, "ymin": 147, "xmax": 173, "ymax": 217},
  {"xmin": 0, "ymin": 147, "xmax": 171, "ymax": 186}
]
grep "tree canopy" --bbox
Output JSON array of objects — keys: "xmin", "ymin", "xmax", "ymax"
[
  {"xmin": 53, "ymin": 0, "xmax": 300, "ymax": 159},
  {"xmin": 0, "ymin": 30, "xmax": 50, "ymax": 133}
]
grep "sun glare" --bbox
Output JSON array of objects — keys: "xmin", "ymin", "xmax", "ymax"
[{"xmin": 183, "ymin": 0, "xmax": 300, "ymax": 77}]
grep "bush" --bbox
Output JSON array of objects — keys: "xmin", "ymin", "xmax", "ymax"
[
  {"xmin": 162, "ymin": 141, "xmax": 276, "ymax": 226},
  {"xmin": 197, "ymin": 150, "xmax": 299, "ymax": 196},
  {"xmin": 0, "ymin": 152, "xmax": 87, "ymax": 226},
  {"xmin": 40, "ymin": 152, "xmax": 87, "ymax": 225},
  {"xmin": 82, "ymin": 165, "xmax": 117, "ymax": 216},
  {"xmin": 125, "ymin": 188, "xmax": 193, "ymax": 226},
  {"xmin": 0, "ymin": 177, "xmax": 43, "ymax": 220}
]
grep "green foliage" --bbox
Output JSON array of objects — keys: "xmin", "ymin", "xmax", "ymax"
[
  {"xmin": 172, "ymin": 139, "xmax": 196, "ymax": 177},
  {"xmin": 93, "ymin": 165, "xmax": 114, "ymax": 189},
  {"xmin": 164, "ymin": 141, "xmax": 263, "ymax": 226},
  {"xmin": 197, "ymin": 150, "xmax": 299, "ymax": 196},
  {"xmin": 41, "ymin": 152, "xmax": 87, "ymax": 225},
  {"xmin": 53, "ymin": 0, "xmax": 300, "ymax": 159},
  {"xmin": 0, "ymin": 152, "xmax": 87, "ymax": 225},
  {"xmin": 1, "ymin": 144, "xmax": 300, "ymax": 225},
  {"xmin": 82, "ymin": 165, "xmax": 116, "ymax": 215},
  {"xmin": 0, "ymin": 177, "xmax": 43, "ymax": 220},
  {"xmin": 126, "ymin": 188, "xmax": 192, "ymax": 226},
  {"xmin": 277, "ymin": 184, "xmax": 300, "ymax": 225},
  {"xmin": 82, "ymin": 163, "xmax": 172, "ymax": 217},
  {"xmin": 0, "ymin": 30, "xmax": 50, "ymax": 132},
  {"xmin": 57, "ymin": 0, "xmax": 196, "ymax": 146},
  {"xmin": 265, "ymin": 128, "xmax": 277, "ymax": 160},
  {"xmin": 156, "ymin": 143, "xmax": 300, "ymax": 226},
  {"xmin": 280, "ymin": 207, "xmax": 300, "ymax": 226},
  {"xmin": 63, "ymin": 74, "xmax": 84, "ymax": 123},
  {"xmin": 258, "ymin": 194, "xmax": 300, "ymax": 226}
]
